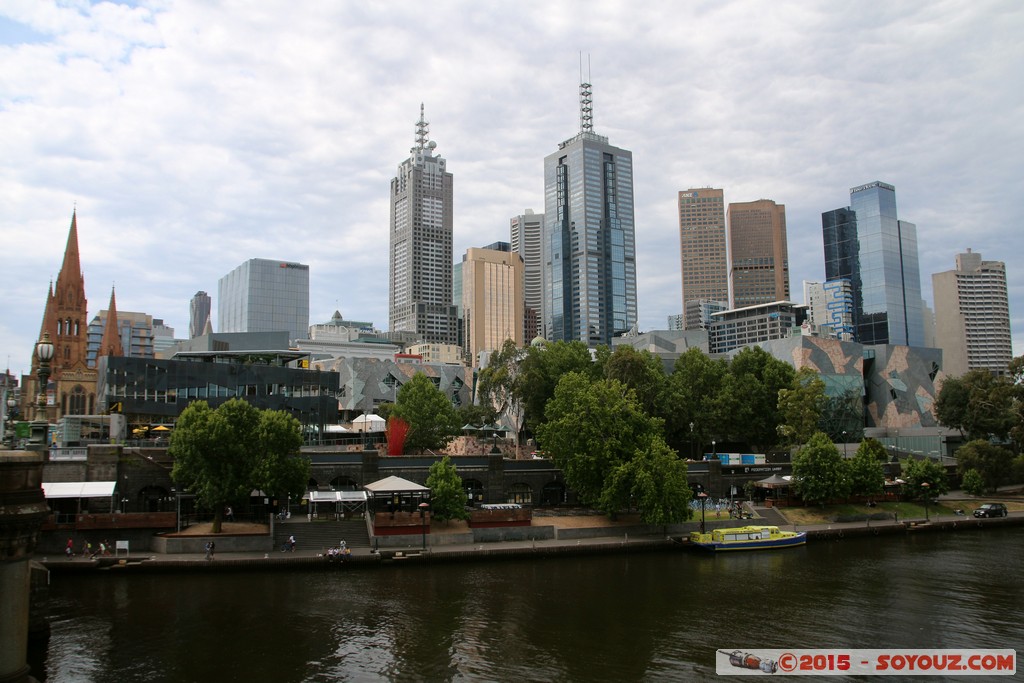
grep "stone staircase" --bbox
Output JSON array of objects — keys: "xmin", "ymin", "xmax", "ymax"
[{"xmin": 272, "ymin": 517, "xmax": 371, "ymax": 553}]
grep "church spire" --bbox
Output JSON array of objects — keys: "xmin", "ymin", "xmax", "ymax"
[
  {"xmin": 98, "ymin": 287, "xmax": 124, "ymax": 360},
  {"xmin": 34, "ymin": 210, "xmax": 89, "ymax": 375}
]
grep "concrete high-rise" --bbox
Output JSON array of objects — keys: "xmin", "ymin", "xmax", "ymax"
[
  {"xmin": 462, "ymin": 246, "xmax": 525, "ymax": 366},
  {"xmin": 510, "ymin": 209, "xmax": 543, "ymax": 342},
  {"xmin": 933, "ymin": 249, "xmax": 1012, "ymax": 377},
  {"xmin": 542, "ymin": 79, "xmax": 637, "ymax": 346},
  {"xmin": 679, "ymin": 188, "xmax": 728, "ymax": 328},
  {"xmin": 389, "ymin": 104, "xmax": 457, "ymax": 345},
  {"xmin": 217, "ymin": 258, "xmax": 310, "ymax": 342},
  {"xmin": 728, "ymin": 199, "xmax": 789, "ymax": 309},
  {"xmin": 190, "ymin": 291, "xmax": 211, "ymax": 339},
  {"xmin": 822, "ymin": 181, "xmax": 925, "ymax": 347}
]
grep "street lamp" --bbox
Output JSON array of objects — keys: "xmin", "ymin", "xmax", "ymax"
[
  {"xmin": 121, "ymin": 497, "xmax": 128, "ymax": 513},
  {"xmin": 921, "ymin": 482, "xmax": 930, "ymax": 522},
  {"xmin": 418, "ymin": 501, "xmax": 429, "ymax": 550},
  {"xmin": 30, "ymin": 333, "xmax": 54, "ymax": 450},
  {"xmin": 842, "ymin": 431, "xmax": 848, "ymax": 457},
  {"xmin": 689, "ymin": 422, "xmax": 695, "ymax": 461},
  {"xmin": 712, "ymin": 440, "xmax": 717, "ymax": 461},
  {"xmin": 698, "ymin": 491, "xmax": 708, "ymax": 534}
]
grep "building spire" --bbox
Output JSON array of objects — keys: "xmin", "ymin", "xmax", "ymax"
[
  {"xmin": 415, "ymin": 103, "xmax": 429, "ymax": 150},
  {"xmin": 579, "ymin": 53, "xmax": 593, "ymax": 134},
  {"xmin": 98, "ymin": 286, "xmax": 124, "ymax": 360}
]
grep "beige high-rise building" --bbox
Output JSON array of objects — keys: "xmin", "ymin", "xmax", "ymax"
[
  {"xmin": 933, "ymin": 249, "xmax": 1012, "ymax": 377},
  {"xmin": 462, "ymin": 246, "xmax": 524, "ymax": 367},
  {"xmin": 678, "ymin": 188, "xmax": 728, "ymax": 329},
  {"xmin": 727, "ymin": 199, "xmax": 789, "ymax": 309}
]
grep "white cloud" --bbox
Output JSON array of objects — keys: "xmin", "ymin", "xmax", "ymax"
[{"xmin": 1, "ymin": 0, "xmax": 1022, "ymax": 374}]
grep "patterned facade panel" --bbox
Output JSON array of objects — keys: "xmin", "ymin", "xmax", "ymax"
[
  {"xmin": 864, "ymin": 345, "xmax": 943, "ymax": 429},
  {"xmin": 318, "ymin": 357, "xmax": 470, "ymax": 414}
]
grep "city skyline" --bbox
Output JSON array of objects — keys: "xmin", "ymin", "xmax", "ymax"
[{"xmin": 1, "ymin": 2, "xmax": 1022, "ymax": 372}]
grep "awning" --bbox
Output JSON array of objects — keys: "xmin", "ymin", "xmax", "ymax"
[
  {"xmin": 364, "ymin": 476, "xmax": 428, "ymax": 493},
  {"xmin": 42, "ymin": 481, "xmax": 117, "ymax": 499},
  {"xmin": 308, "ymin": 490, "xmax": 368, "ymax": 503}
]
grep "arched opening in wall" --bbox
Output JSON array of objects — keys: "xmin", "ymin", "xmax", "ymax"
[
  {"xmin": 331, "ymin": 475, "xmax": 358, "ymax": 490},
  {"xmin": 308, "ymin": 477, "xmax": 321, "ymax": 491},
  {"xmin": 540, "ymin": 481, "xmax": 566, "ymax": 506},
  {"xmin": 462, "ymin": 478, "xmax": 484, "ymax": 506},
  {"xmin": 138, "ymin": 485, "xmax": 170, "ymax": 512},
  {"xmin": 505, "ymin": 482, "xmax": 532, "ymax": 505},
  {"xmin": 68, "ymin": 385, "xmax": 87, "ymax": 416}
]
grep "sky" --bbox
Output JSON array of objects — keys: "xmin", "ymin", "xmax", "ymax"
[{"xmin": 2, "ymin": 0, "xmax": 1022, "ymax": 377}]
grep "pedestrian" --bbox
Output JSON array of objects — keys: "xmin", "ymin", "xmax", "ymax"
[
  {"xmin": 226, "ymin": 506, "xmax": 234, "ymax": 522},
  {"xmin": 205, "ymin": 541, "xmax": 215, "ymax": 561},
  {"xmin": 288, "ymin": 535, "xmax": 296, "ymax": 552},
  {"xmin": 65, "ymin": 538, "xmax": 74, "ymax": 559},
  {"xmin": 340, "ymin": 539, "xmax": 346, "ymax": 552}
]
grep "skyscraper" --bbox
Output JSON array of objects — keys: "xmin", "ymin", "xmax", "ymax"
[
  {"xmin": 217, "ymin": 258, "xmax": 310, "ymax": 342},
  {"xmin": 932, "ymin": 249, "xmax": 1012, "ymax": 377},
  {"xmin": 678, "ymin": 188, "xmax": 728, "ymax": 328},
  {"xmin": 462, "ymin": 246, "xmax": 525, "ymax": 366},
  {"xmin": 727, "ymin": 199, "xmax": 789, "ymax": 308},
  {"xmin": 542, "ymin": 78, "xmax": 637, "ymax": 346},
  {"xmin": 822, "ymin": 181, "xmax": 925, "ymax": 347},
  {"xmin": 510, "ymin": 209, "xmax": 543, "ymax": 342},
  {"xmin": 190, "ymin": 291, "xmax": 211, "ymax": 339},
  {"xmin": 389, "ymin": 105, "xmax": 457, "ymax": 345}
]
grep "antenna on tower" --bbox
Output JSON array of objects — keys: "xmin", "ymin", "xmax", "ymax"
[
  {"xmin": 579, "ymin": 53, "xmax": 593, "ymax": 134},
  {"xmin": 415, "ymin": 103, "xmax": 430, "ymax": 150}
]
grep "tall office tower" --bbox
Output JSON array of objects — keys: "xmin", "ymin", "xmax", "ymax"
[
  {"xmin": 511, "ymin": 209, "xmax": 544, "ymax": 342},
  {"xmin": 462, "ymin": 246, "xmax": 525, "ymax": 366},
  {"xmin": 190, "ymin": 291, "xmax": 211, "ymax": 339},
  {"xmin": 803, "ymin": 280, "xmax": 854, "ymax": 340},
  {"xmin": 678, "ymin": 188, "xmax": 728, "ymax": 328},
  {"xmin": 389, "ymin": 105, "xmax": 457, "ymax": 345},
  {"xmin": 823, "ymin": 181, "xmax": 925, "ymax": 347},
  {"xmin": 727, "ymin": 199, "xmax": 790, "ymax": 309},
  {"xmin": 87, "ymin": 305, "xmax": 158, "ymax": 366},
  {"xmin": 217, "ymin": 258, "xmax": 310, "ymax": 342},
  {"xmin": 542, "ymin": 78, "xmax": 637, "ymax": 346},
  {"xmin": 933, "ymin": 249, "xmax": 1012, "ymax": 377}
]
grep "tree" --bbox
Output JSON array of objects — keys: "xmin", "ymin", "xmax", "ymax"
[
  {"xmin": 777, "ymin": 367, "xmax": 827, "ymax": 446},
  {"xmin": 847, "ymin": 440, "xmax": 886, "ymax": 499},
  {"xmin": 476, "ymin": 338, "xmax": 525, "ymax": 453},
  {"xmin": 170, "ymin": 398, "xmax": 306, "ymax": 533},
  {"xmin": 517, "ymin": 340, "xmax": 595, "ymax": 434},
  {"xmin": 603, "ymin": 437, "xmax": 691, "ymax": 525},
  {"xmin": 535, "ymin": 372, "xmax": 663, "ymax": 515},
  {"xmin": 791, "ymin": 432, "xmax": 851, "ymax": 505},
  {"xmin": 901, "ymin": 457, "xmax": 950, "ymax": 499},
  {"xmin": 961, "ymin": 469, "xmax": 986, "ymax": 497},
  {"xmin": 935, "ymin": 370, "xmax": 1015, "ymax": 441},
  {"xmin": 391, "ymin": 373, "xmax": 461, "ymax": 453},
  {"xmin": 717, "ymin": 346, "xmax": 795, "ymax": 452},
  {"xmin": 602, "ymin": 345, "xmax": 666, "ymax": 418},
  {"xmin": 662, "ymin": 348, "xmax": 728, "ymax": 457},
  {"xmin": 426, "ymin": 456, "xmax": 470, "ymax": 523},
  {"xmin": 955, "ymin": 439, "xmax": 1015, "ymax": 493}
]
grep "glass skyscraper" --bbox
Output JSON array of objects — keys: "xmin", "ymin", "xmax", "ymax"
[
  {"xmin": 217, "ymin": 258, "xmax": 310, "ymax": 343},
  {"xmin": 542, "ymin": 80, "xmax": 637, "ymax": 346},
  {"xmin": 822, "ymin": 181, "xmax": 924, "ymax": 347}
]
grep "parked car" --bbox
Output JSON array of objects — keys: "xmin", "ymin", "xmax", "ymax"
[{"xmin": 973, "ymin": 503, "xmax": 1008, "ymax": 518}]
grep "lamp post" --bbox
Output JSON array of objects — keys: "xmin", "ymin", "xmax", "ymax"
[
  {"xmin": 30, "ymin": 333, "xmax": 54, "ymax": 451},
  {"xmin": 418, "ymin": 501, "xmax": 429, "ymax": 550},
  {"xmin": 121, "ymin": 497, "xmax": 128, "ymax": 514},
  {"xmin": 921, "ymin": 482, "xmax": 930, "ymax": 522},
  {"xmin": 842, "ymin": 431, "xmax": 848, "ymax": 457},
  {"xmin": 173, "ymin": 487, "xmax": 181, "ymax": 532},
  {"xmin": 698, "ymin": 491, "xmax": 708, "ymax": 534},
  {"xmin": 689, "ymin": 422, "xmax": 695, "ymax": 461},
  {"xmin": 4, "ymin": 395, "xmax": 15, "ymax": 447},
  {"xmin": 712, "ymin": 440, "xmax": 717, "ymax": 461}
]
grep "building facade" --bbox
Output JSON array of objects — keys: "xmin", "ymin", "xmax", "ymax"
[
  {"xmin": 823, "ymin": 182, "xmax": 925, "ymax": 347},
  {"xmin": 727, "ymin": 199, "xmax": 789, "ymax": 309},
  {"xmin": 542, "ymin": 80, "xmax": 637, "ymax": 347},
  {"xmin": 510, "ymin": 209, "xmax": 544, "ymax": 342},
  {"xmin": 217, "ymin": 258, "xmax": 310, "ymax": 343},
  {"xmin": 932, "ymin": 249, "xmax": 1012, "ymax": 377},
  {"xmin": 709, "ymin": 301, "xmax": 799, "ymax": 355},
  {"xmin": 462, "ymin": 246, "xmax": 525, "ymax": 366},
  {"xmin": 678, "ymin": 188, "xmax": 728, "ymax": 329},
  {"xmin": 389, "ymin": 105, "xmax": 458, "ymax": 345},
  {"xmin": 189, "ymin": 291, "xmax": 211, "ymax": 339},
  {"xmin": 804, "ymin": 279, "xmax": 854, "ymax": 340},
  {"xmin": 86, "ymin": 306, "xmax": 155, "ymax": 367}
]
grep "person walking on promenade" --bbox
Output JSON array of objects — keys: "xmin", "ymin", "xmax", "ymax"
[
  {"xmin": 205, "ymin": 540, "xmax": 216, "ymax": 561},
  {"xmin": 65, "ymin": 538, "xmax": 74, "ymax": 559},
  {"xmin": 288, "ymin": 535, "xmax": 296, "ymax": 552}
]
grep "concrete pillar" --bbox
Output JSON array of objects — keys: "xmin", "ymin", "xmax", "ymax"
[{"xmin": 0, "ymin": 451, "xmax": 49, "ymax": 683}]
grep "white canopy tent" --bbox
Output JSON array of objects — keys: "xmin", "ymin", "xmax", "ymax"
[
  {"xmin": 351, "ymin": 414, "xmax": 387, "ymax": 433},
  {"xmin": 41, "ymin": 481, "xmax": 117, "ymax": 498}
]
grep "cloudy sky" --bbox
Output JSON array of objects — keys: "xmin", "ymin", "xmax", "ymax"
[{"xmin": 2, "ymin": 0, "xmax": 1022, "ymax": 375}]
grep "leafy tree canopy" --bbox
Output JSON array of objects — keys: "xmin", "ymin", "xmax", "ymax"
[
  {"xmin": 935, "ymin": 370, "xmax": 1015, "ymax": 441},
  {"xmin": 518, "ymin": 340, "xmax": 596, "ymax": 434},
  {"xmin": 955, "ymin": 439, "xmax": 1015, "ymax": 493},
  {"xmin": 602, "ymin": 345, "xmax": 666, "ymax": 418},
  {"xmin": 717, "ymin": 346, "xmax": 795, "ymax": 451},
  {"xmin": 426, "ymin": 456, "xmax": 470, "ymax": 523},
  {"xmin": 791, "ymin": 432, "xmax": 850, "ymax": 505},
  {"xmin": 391, "ymin": 373, "xmax": 461, "ymax": 453},
  {"xmin": 476, "ymin": 338, "xmax": 525, "ymax": 450},
  {"xmin": 777, "ymin": 367, "xmax": 827, "ymax": 446},
  {"xmin": 662, "ymin": 348, "xmax": 728, "ymax": 457},
  {"xmin": 848, "ymin": 439, "xmax": 886, "ymax": 498},
  {"xmin": 901, "ymin": 457, "xmax": 950, "ymax": 499},
  {"xmin": 960, "ymin": 469, "xmax": 985, "ymax": 497},
  {"xmin": 170, "ymin": 398, "xmax": 306, "ymax": 533},
  {"xmin": 604, "ymin": 437, "xmax": 691, "ymax": 525}
]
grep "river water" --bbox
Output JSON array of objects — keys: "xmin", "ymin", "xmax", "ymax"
[{"xmin": 36, "ymin": 527, "xmax": 1021, "ymax": 682}]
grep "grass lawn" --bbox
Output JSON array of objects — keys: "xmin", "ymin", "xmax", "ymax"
[{"xmin": 777, "ymin": 500, "xmax": 1007, "ymax": 525}]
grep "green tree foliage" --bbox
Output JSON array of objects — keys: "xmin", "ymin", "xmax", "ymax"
[
  {"xmin": 791, "ymin": 432, "xmax": 851, "ymax": 505},
  {"xmin": 602, "ymin": 346, "xmax": 666, "ymax": 418},
  {"xmin": 960, "ymin": 469, "xmax": 986, "ymax": 497},
  {"xmin": 662, "ymin": 348, "xmax": 728, "ymax": 457},
  {"xmin": 603, "ymin": 438, "xmax": 691, "ymax": 525},
  {"xmin": 847, "ymin": 439, "xmax": 886, "ymax": 498},
  {"xmin": 777, "ymin": 367, "xmax": 827, "ymax": 446},
  {"xmin": 170, "ymin": 398, "xmax": 306, "ymax": 533},
  {"xmin": 955, "ymin": 439, "xmax": 1015, "ymax": 493},
  {"xmin": 517, "ymin": 340, "xmax": 595, "ymax": 434},
  {"xmin": 476, "ymin": 338, "xmax": 525, "ymax": 450},
  {"xmin": 717, "ymin": 346, "xmax": 795, "ymax": 451},
  {"xmin": 901, "ymin": 457, "xmax": 950, "ymax": 499},
  {"xmin": 455, "ymin": 403, "xmax": 497, "ymax": 431},
  {"xmin": 818, "ymin": 385, "xmax": 864, "ymax": 443},
  {"xmin": 535, "ymin": 372, "xmax": 663, "ymax": 515},
  {"xmin": 391, "ymin": 373, "xmax": 461, "ymax": 453},
  {"xmin": 425, "ymin": 456, "xmax": 470, "ymax": 523},
  {"xmin": 935, "ymin": 370, "xmax": 1015, "ymax": 441}
]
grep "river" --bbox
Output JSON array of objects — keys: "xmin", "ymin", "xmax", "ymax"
[{"xmin": 34, "ymin": 527, "xmax": 1022, "ymax": 682}]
